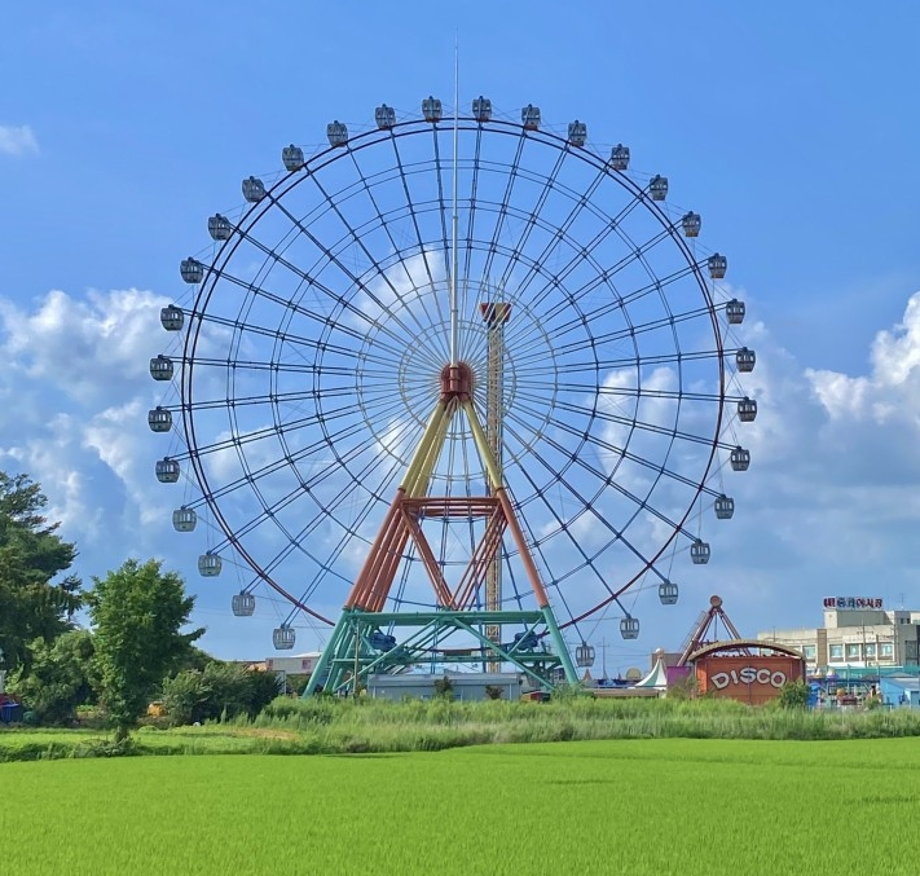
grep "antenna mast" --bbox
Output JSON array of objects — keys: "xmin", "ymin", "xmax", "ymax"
[{"xmin": 449, "ymin": 40, "xmax": 460, "ymax": 366}]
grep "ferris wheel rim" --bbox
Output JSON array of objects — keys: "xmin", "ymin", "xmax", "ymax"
[{"xmin": 163, "ymin": 104, "xmax": 742, "ymax": 635}]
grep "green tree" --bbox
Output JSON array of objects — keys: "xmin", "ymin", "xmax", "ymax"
[
  {"xmin": 778, "ymin": 678, "xmax": 811, "ymax": 710},
  {"xmin": 0, "ymin": 473, "xmax": 81, "ymax": 671},
  {"xmin": 161, "ymin": 661, "xmax": 281, "ymax": 726},
  {"xmin": 88, "ymin": 558, "xmax": 204, "ymax": 741},
  {"xmin": 6, "ymin": 630, "xmax": 97, "ymax": 725}
]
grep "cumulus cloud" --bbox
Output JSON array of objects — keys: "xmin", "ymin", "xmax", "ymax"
[
  {"xmin": 0, "ymin": 287, "xmax": 168, "ymax": 404},
  {"xmin": 3, "ymin": 279, "xmax": 920, "ymax": 658},
  {"xmin": 807, "ymin": 291, "xmax": 920, "ymax": 426},
  {"xmin": 0, "ymin": 124, "xmax": 39, "ymax": 156}
]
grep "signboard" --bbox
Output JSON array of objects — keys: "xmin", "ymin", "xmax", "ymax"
[
  {"xmin": 823, "ymin": 597, "xmax": 882, "ymax": 610},
  {"xmin": 696, "ymin": 655, "xmax": 804, "ymax": 705}
]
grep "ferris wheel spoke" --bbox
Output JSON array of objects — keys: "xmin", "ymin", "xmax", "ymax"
[
  {"xmin": 202, "ymin": 263, "xmax": 412, "ymax": 362},
  {"xmin": 461, "ymin": 126, "xmax": 485, "ymax": 323},
  {"xmin": 522, "ymin": 225, "xmax": 676, "ymax": 331},
  {"xmin": 504, "ymin": 399, "xmax": 705, "ymax": 535},
  {"xmin": 545, "ymin": 392, "xmax": 718, "ymax": 451},
  {"xmin": 301, "ymin": 170, "xmax": 448, "ymax": 340},
  {"xmin": 504, "ymin": 418, "xmax": 668, "ymax": 601},
  {"xmin": 513, "ymin": 184, "xmax": 664, "ymax": 312},
  {"xmin": 549, "ymin": 380, "xmax": 725, "ymax": 406},
  {"xmin": 345, "ymin": 149, "xmax": 421, "ymax": 294},
  {"xmin": 489, "ymin": 142, "xmax": 569, "ymax": 294},
  {"xmin": 529, "ymin": 260, "xmax": 701, "ymax": 354},
  {"xmin": 386, "ymin": 135, "xmax": 449, "ymax": 330},
  {"xmin": 265, "ymin": 192, "xmax": 438, "ymax": 346},
  {"xmin": 495, "ymin": 161, "xmax": 608, "ymax": 300},
  {"xmin": 192, "ymin": 395, "xmax": 414, "ymax": 505},
  {"xmin": 217, "ymin": 422, "xmax": 410, "ymax": 547},
  {"xmin": 478, "ymin": 132, "xmax": 527, "ymax": 289},
  {"xmin": 236, "ymin": 434, "xmax": 410, "ymax": 600},
  {"xmin": 497, "ymin": 427, "xmax": 622, "ymax": 602}
]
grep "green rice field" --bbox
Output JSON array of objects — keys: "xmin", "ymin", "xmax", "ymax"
[{"xmin": 3, "ymin": 737, "xmax": 918, "ymax": 875}]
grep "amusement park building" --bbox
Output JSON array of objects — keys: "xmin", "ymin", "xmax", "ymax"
[{"xmin": 757, "ymin": 600, "xmax": 920, "ymax": 672}]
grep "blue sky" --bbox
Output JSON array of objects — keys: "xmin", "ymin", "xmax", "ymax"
[{"xmin": 2, "ymin": 2, "xmax": 919, "ymax": 673}]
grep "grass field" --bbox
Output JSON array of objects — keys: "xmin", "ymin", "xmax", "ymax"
[{"xmin": 3, "ymin": 737, "xmax": 918, "ymax": 876}]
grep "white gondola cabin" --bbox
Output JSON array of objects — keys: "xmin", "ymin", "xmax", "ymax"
[
  {"xmin": 149, "ymin": 355, "xmax": 174, "ymax": 381},
  {"xmin": 708, "ymin": 253, "xmax": 727, "ymax": 280},
  {"xmin": 730, "ymin": 446, "xmax": 751, "ymax": 471},
  {"xmin": 649, "ymin": 175, "xmax": 668, "ymax": 201},
  {"xmin": 160, "ymin": 304, "xmax": 184, "ymax": 331},
  {"xmin": 281, "ymin": 144, "xmax": 305, "ymax": 171},
  {"xmin": 735, "ymin": 347, "xmax": 756, "ymax": 373},
  {"xmin": 147, "ymin": 406, "xmax": 172, "ymax": 433},
  {"xmin": 242, "ymin": 176, "xmax": 266, "ymax": 202},
  {"xmin": 326, "ymin": 121, "xmax": 348, "ymax": 147},
  {"xmin": 473, "ymin": 95, "xmax": 492, "ymax": 121},
  {"xmin": 155, "ymin": 457, "xmax": 179, "ymax": 483},
  {"xmin": 690, "ymin": 540, "xmax": 711, "ymax": 564},
  {"xmin": 375, "ymin": 104, "xmax": 396, "ymax": 129},
  {"xmin": 658, "ymin": 581, "xmax": 679, "ymax": 605},
  {"xmin": 737, "ymin": 397, "xmax": 758, "ymax": 422},
  {"xmin": 567, "ymin": 120, "xmax": 587, "ymax": 147},
  {"xmin": 714, "ymin": 495, "xmax": 735, "ymax": 520},
  {"xmin": 207, "ymin": 214, "xmax": 232, "ymax": 241},
  {"xmin": 273, "ymin": 624, "xmax": 296, "ymax": 650},
  {"xmin": 198, "ymin": 553, "xmax": 222, "ymax": 577},
  {"xmin": 575, "ymin": 642, "xmax": 595, "ymax": 668},
  {"xmin": 180, "ymin": 258, "xmax": 204, "ymax": 285},
  {"xmin": 521, "ymin": 104, "xmax": 541, "ymax": 130},
  {"xmin": 172, "ymin": 507, "xmax": 197, "ymax": 532},
  {"xmin": 422, "ymin": 96, "xmax": 442, "ymax": 122},
  {"xmin": 725, "ymin": 299, "xmax": 745, "ymax": 325},
  {"xmin": 620, "ymin": 616, "xmax": 640, "ymax": 640},
  {"xmin": 681, "ymin": 212, "xmax": 701, "ymax": 238},
  {"xmin": 232, "ymin": 591, "xmax": 256, "ymax": 617},
  {"xmin": 609, "ymin": 144, "xmax": 630, "ymax": 171}
]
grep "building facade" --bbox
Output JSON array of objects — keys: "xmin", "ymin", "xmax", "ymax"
[{"xmin": 758, "ymin": 600, "xmax": 920, "ymax": 671}]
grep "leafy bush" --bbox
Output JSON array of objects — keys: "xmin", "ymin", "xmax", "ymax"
[
  {"xmin": 6, "ymin": 631, "xmax": 97, "ymax": 726},
  {"xmin": 161, "ymin": 662, "xmax": 281, "ymax": 726},
  {"xmin": 778, "ymin": 679, "xmax": 810, "ymax": 710},
  {"xmin": 433, "ymin": 676, "xmax": 455, "ymax": 700}
]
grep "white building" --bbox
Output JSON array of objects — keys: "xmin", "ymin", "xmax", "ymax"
[
  {"xmin": 264, "ymin": 652, "xmax": 322, "ymax": 675},
  {"xmin": 758, "ymin": 598, "xmax": 920, "ymax": 671}
]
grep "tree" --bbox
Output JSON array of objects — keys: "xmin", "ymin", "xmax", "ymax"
[
  {"xmin": 0, "ymin": 473, "xmax": 81, "ymax": 672},
  {"xmin": 88, "ymin": 558, "xmax": 204, "ymax": 741},
  {"xmin": 778, "ymin": 679, "xmax": 811, "ymax": 710},
  {"xmin": 161, "ymin": 661, "xmax": 281, "ymax": 726},
  {"xmin": 6, "ymin": 630, "xmax": 97, "ymax": 725}
]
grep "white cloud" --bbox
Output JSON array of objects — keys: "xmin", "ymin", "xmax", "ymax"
[
  {"xmin": 2, "ymin": 280, "xmax": 920, "ymax": 659},
  {"xmin": 0, "ymin": 124, "xmax": 39, "ymax": 156}
]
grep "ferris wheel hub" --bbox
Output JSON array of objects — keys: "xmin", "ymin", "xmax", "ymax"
[{"xmin": 439, "ymin": 361, "xmax": 474, "ymax": 402}]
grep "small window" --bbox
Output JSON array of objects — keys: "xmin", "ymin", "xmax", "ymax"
[
  {"xmin": 845, "ymin": 643, "xmax": 861, "ymax": 661},
  {"xmin": 829, "ymin": 644, "xmax": 844, "ymax": 660},
  {"xmin": 880, "ymin": 643, "xmax": 894, "ymax": 659},
  {"xmin": 864, "ymin": 642, "xmax": 877, "ymax": 659},
  {"xmin": 803, "ymin": 644, "xmax": 817, "ymax": 661}
]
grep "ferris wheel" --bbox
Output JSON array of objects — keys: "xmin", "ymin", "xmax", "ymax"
[{"xmin": 149, "ymin": 95, "xmax": 755, "ymax": 692}]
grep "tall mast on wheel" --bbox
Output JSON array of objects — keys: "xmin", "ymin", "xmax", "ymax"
[{"xmin": 449, "ymin": 39, "xmax": 460, "ymax": 367}]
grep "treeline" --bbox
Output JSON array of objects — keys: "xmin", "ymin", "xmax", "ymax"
[{"xmin": 0, "ymin": 472, "xmax": 278, "ymax": 738}]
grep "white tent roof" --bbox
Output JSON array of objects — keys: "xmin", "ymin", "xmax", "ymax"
[{"xmin": 633, "ymin": 655, "xmax": 668, "ymax": 689}]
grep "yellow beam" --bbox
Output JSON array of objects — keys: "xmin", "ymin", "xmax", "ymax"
[
  {"xmin": 461, "ymin": 399, "xmax": 503, "ymax": 490},
  {"xmin": 401, "ymin": 401, "xmax": 449, "ymax": 496}
]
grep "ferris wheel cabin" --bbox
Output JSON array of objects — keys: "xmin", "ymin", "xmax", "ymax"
[{"xmin": 281, "ymin": 144, "xmax": 305, "ymax": 171}]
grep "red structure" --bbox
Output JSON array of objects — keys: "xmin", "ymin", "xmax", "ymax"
[
  {"xmin": 677, "ymin": 595, "xmax": 805, "ymax": 705},
  {"xmin": 693, "ymin": 642, "xmax": 805, "ymax": 705}
]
